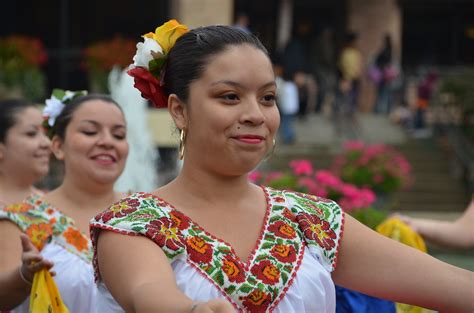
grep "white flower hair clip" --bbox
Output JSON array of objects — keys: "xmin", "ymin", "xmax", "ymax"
[{"xmin": 43, "ymin": 89, "xmax": 88, "ymax": 137}]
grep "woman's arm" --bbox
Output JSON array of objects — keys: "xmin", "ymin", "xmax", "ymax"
[
  {"xmin": 332, "ymin": 215, "xmax": 474, "ymax": 313},
  {"xmin": 97, "ymin": 230, "xmax": 235, "ymax": 313},
  {"xmin": 399, "ymin": 200, "xmax": 474, "ymax": 249},
  {"xmin": 0, "ymin": 221, "xmax": 54, "ymax": 310}
]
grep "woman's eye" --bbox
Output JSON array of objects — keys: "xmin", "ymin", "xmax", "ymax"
[
  {"xmin": 221, "ymin": 94, "xmax": 239, "ymax": 102},
  {"xmin": 113, "ymin": 134, "xmax": 126, "ymax": 140},
  {"xmin": 26, "ymin": 131, "xmax": 37, "ymax": 137},
  {"xmin": 262, "ymin": 94, "xmax": 276, "ymax": 104},
  {"xmin": 82, "ymin": 131, "xmax": 97, "ymax": 136}
]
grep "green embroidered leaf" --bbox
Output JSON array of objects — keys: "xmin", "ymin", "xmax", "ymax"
[
  {"xmin": 217, "ymin": 246, "xmax": 231, "ymax": 253},
  {"xmin": 269, "ymin": 215, "xmax": 282, "ymax": 223},
  {"xmin": 255, "ymin": 254, "xmax": 266, "ymax": 261},
  {"xmin": 238, "ymin": 283, "xmax": 253, "ymax": 293},
  {"xmin": 247, "ymin": 277, "xmax": 258, "ymax": 285},
  {"xmin": 276, "ymin": 238, "xmax": 284, "ymax": 245},
  {"xmin": 188, "ymin": 229, "xmax": 197, "ymax": 236},
  {"xmin": 201, "ymin": 235, "xmax": 213, "ymax": 242},
  {"xmin": 132, "ymin": 226, "xmax": 143, "ymax": 232},
  {"xmin": 264, "ymin": 234, "xmax": 275, "ymax": 241},
  {"xmin": 281, "ymin": 271, "xmax": 289, "ymax": 284},
  {"xmin": 261, "ymin": 242, "xmax": 274, "ymax": 250},
  {"xmin": 273, "ymin": 205, "xmax": 285, "ymax": 211},
  {"xmin": 257, "ymin": 283, "xmax": 265, "ymax": 291},
  {"xmin": 206, "ymin": 265, "xmax": 215, "ymax": 275},
  {"xmin": 213, "ymin": 271, "xmax": 225, "ymax": 286},
  {"xmin": 225, "ymin": 285, "xmax": 236, "ymax": 294}
]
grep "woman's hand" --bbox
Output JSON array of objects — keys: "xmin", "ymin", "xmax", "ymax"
[
  {"xmin": 193, "ymin": 299, "xmax": 235, "ymax": 313},
  {"xmin": 19, "ymin": 234, "xmax": 54, "ymax": 284}
]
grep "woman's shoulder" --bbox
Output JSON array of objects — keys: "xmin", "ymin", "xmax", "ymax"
[
  {"xmin": 0, "ymin": 193, "xmax": 52, "ymax": 229},
  {"xmin": 91, "ymin": 192, "xmax": 175, "ymax": 229}
]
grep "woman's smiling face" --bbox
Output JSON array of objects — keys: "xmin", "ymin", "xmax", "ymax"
[{"xmin": 182, "ymin": 44, "xmax": 280, "ymax": 176}]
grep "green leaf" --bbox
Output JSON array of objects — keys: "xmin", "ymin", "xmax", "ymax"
[
  {"xmin": 225, "ymin": 285, "xmax": 236, "ymax": 294},
  {"xmin": 213, "ymin": 271, "xmax": 225, "ymax": 286},
  {"xmin": 238, "ymin": 283, "xmax": 253, "ymax": 293},
  {"xmin": 217, "ymin": 246, "xmax": 231, "ymax": 253},
  {"xmin": 261, "ymin": 242, "xmax": 274, "ymax": 250},
  {"xmin": 281, "ymin": 271, "xmax": 289, "ymax": 284},
  {"xmin": 132, "ymin": 226, "xmax": 143, "ymax": 232},
  {"xmin": 148, "ymin": 56, "xmax": 166, "ymax": 76},
  {"xmin": 52, "ymin": 88, "xmax": 65, "ymax": 99}
]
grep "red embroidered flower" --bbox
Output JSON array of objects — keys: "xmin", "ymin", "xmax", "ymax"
[
  {"xmin": 241, "ymin": 289, "xmax": 272, "ymax": 312},
  {"xmin": 170, "ymin": 210, "xmax": 190, "ymax": 230},
  {"xmin": 222, "ymin": 255, "xmax": 245, "ymax": 283},
  {"xmin": 297, "ymin": 212, "xmax": 336, "ymax": 251},
  {"xmin": 274, "ymin": 196, "xmax": 285, "ymax": 203},
  {"xmin": 282, "ymin": 208, "xmax": 297, "ymax": 223},
  {"xmin": 145, "ymin": 217, "xmax": 184, "ymax": 251},
  {"xmin": 268, "ymin": 221, "xmax": 297, "ymax": 239},
  {"xmin": 186, "ymin": 236, "xmax": 213, "ymax": 264},
  {"xmin": 270, "ymin": 244, "xmax": 297, "ymax": 263},
  {"xmin": 251, "ymin": 260, "xmax": 280, "ymax": 285},
  {"xmin": 128, "ymin": 67, "xmax": 168, "ymax": 108},
  {"xmin": 99, "ymin": 198, "xmax": 139, "ymax": 223}
]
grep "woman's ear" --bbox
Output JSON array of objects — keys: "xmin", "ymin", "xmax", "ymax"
[
  {"xmin": 50, "ymin": 136, "xmax": 65, "ymax": 161},
  {"xmin": 168, "ymin": 94, "xmax": 188, "ymax": 130}
]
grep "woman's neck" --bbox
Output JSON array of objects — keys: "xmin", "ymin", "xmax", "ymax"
[
  {"xmin": 44, "ymin": 176, "xmax": 118, "ymax": 213},
  {"xmin": 169, "ymin": 163, "xmax": 254, "ymax": 207},
  {"xmin": 0, "ymin": 174, "xmax": 35, "ymax": 205}
]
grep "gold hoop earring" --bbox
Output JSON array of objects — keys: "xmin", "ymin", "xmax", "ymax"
[
  {"xmin": 263, "ymin": 138, "xmax": 276, "ymax": 162},
  {"xmin": 179, "ymin": 129, "xmax": 187, "ymax": 160}
]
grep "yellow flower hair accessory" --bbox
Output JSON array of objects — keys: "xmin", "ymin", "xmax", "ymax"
[{"xmin": 128, "ymin": 19, "xmax": 189, "ymax": 108}]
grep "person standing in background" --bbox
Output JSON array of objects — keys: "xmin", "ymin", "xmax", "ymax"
[
  {"xmin": 275, "ymin": 63, "xmax": 299, "ymax": 144},
  {"xmin": 337, "ymin": 32, "xmax": 362, "ymax": 115}
]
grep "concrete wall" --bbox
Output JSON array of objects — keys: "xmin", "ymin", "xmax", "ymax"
[
  {"xmin": 170, "ymin": 0, "xmax": 234, "ymax": 28},
  {"xmin": 347, "ymin": 0, "xmax": 402, "ymax": 112}
]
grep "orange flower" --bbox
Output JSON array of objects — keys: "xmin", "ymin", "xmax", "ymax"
[
  {"xmin": 26, "ymin": 223, "xmax": 53, "ymax": 250},
  {"xmin": 268, "ymin": 221, "xmax": 297, "ymax": 239},
  {"xmin": 242, "ymin": 289, "xmax": 271, "ymax": 312},
  {"xmin": 186, "ymin": 236, "xmax": 213, "ymax": 264},
  {"xmin": 63, "ymin": 227, "xmax": 89, "ymax": 252},
  {"xmin": 251, "ymin": 260, "xmax": 280, "ymax": 285},
  {"xmin": 4, "ymin": 203, "xmax": 33, "ymax": 213},
  {"xmin": 270, "ymin": 244, "xmax": 297, "ymax": 263},
  {"xmin": 144, "ymin": 19, "xmax": 189, "ymax": 54},
  {"xmin": 222, "ymin": 256, "xmax": 245, "ymax": 283}
]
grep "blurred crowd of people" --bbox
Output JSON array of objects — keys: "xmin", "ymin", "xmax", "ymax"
[{"xmin": 236, "ymin": 14, "xmax": 441, "ymax": 144}]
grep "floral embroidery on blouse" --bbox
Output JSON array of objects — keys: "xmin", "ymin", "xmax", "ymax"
[
  {"xmin": 91, "ymin": 187, "xmax": 344, "ymax": 312},
  {"xmin": 0, "ymin": 193, "xmax": 93, "ymax": 262}
]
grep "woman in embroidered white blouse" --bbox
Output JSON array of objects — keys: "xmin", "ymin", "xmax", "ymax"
[
  {"xmin": 92, "ymin": 21, "xmax": 474, "ymax": 313},
  {"xmin": 0, "ymin": 93, "xmax": 129, "ymax": 312}
]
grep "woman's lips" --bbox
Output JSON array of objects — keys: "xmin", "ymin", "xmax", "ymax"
[
  {"xmin": 91, "ymin": 154, "xmax": 116, "ymax": 165},
  {"xmin": 233, "ymin": 135, "xmax": 265, "ymax": 144}
]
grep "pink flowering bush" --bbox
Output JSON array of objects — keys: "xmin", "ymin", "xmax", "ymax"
[
  {"xmin": 332, "ymin": 141, "xmax": 412, "ymax": 194},
  {"xmin": 250, "ymin": 160, "xmax": 376, "ymax": 213}
]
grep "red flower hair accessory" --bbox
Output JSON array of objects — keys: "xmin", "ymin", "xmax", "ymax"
[{"xmin": 128, "ymin": 19, "xmax": 189, "ymax": 108}]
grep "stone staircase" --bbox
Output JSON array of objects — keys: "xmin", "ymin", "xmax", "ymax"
[{"xmin": 394, "ymin": 138, "xmax": 469, "ymax": 213}]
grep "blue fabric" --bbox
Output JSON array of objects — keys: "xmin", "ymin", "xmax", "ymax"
[{"xmin": 336, "ymin": 286, "xmax": 396, "ymax": 313}]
